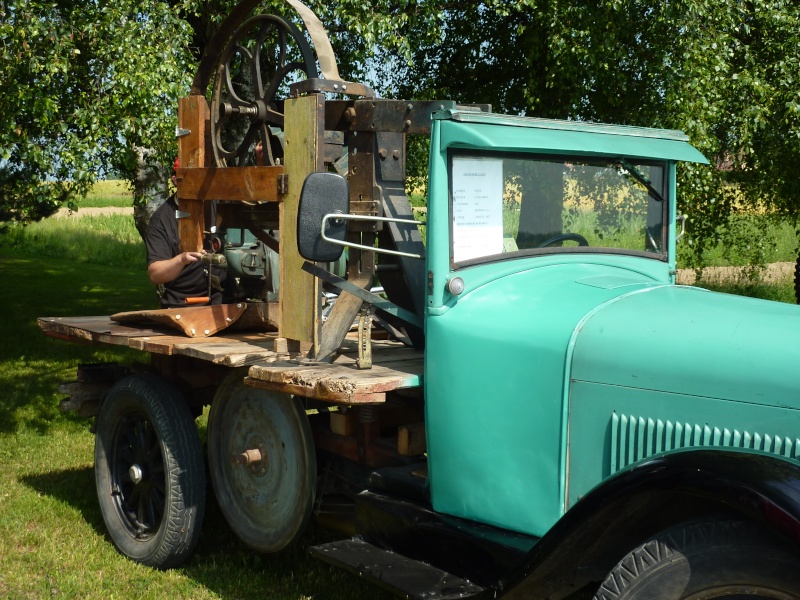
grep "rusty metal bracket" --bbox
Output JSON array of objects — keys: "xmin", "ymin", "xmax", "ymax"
[{"xmin": 290, "ymin": 78, "xmax": 375, "ymax": 99}]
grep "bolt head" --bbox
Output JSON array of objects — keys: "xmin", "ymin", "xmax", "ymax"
[{"xmin": 128, "ymin": 464, "xmax": 143, "ymax": 484}]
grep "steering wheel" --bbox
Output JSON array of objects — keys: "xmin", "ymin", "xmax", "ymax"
[{"xmin": 537, "ymin": 233, "xmax": 589, "ymax": 248}]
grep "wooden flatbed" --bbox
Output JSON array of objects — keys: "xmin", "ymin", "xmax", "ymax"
[{"xmin": 38, "ymin": 315, "xmax": 423, "ymax": 404}]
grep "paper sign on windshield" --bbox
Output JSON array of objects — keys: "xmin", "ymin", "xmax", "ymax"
[{"xmin": 452, "ymin": 157, "xmax": 504, "ymax": 263}]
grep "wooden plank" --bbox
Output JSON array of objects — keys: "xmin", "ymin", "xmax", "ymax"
[
  {"xmin": 38, "ymin": 316, "xmax": 168, "ymax": 346},
  {"xmin": 245, "ymin": 350, "xmax": 422, "ymax": 404},
  {"xmin": 279, "ymin": 94, "xmax": 324, "ymax": 348},
  {"xmin": 178, "ymin": 95, "xmax": 209, "ymax": 253},
  {"xmin": 177, "ymin": 167, "xmax": 284, "ymax": 202},
  {"xmin": 246, "ymin": 377, "xmax": 386, "ymax": 404},
  {"xmin": 172, "ymin": 340, "xmax": 285, "ymax": 367},
  {"xmin": 178, "ymin": 197, "xmax": 205, "ymax": 253},
  {"xmin": 129, "ymin": 331, "xmax": 281, "ymax": 356},
  {"xmin": 178, "ymin": 95, "xmax": 208, "ymax": 170},
  {"xmin": 398, "ymin": 422, "xmax": 426, "ymax": 456}
]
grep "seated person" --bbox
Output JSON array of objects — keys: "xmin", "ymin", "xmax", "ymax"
[{"xmin": 145, "ymin": 158, "xmax": 226, "ymax": 308}]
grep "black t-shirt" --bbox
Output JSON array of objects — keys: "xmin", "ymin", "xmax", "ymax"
[{"xmin": 145, "ymin": 196, "xmax": 225, "ymax": 308}]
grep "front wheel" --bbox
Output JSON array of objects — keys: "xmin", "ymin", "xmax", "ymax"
[
  {"xmin": 94, "ymin": 373, "xmax": 205, "ymax": 568},
  {"xmin": 794, "ymin": 254, "xmax": 800, "ymax": 304},
  {"xmin": 594, "ymin": 518, "xmax": 800, "ymax": 599}
]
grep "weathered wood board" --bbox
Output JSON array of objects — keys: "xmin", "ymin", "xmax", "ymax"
[
  {"xmin": 246, "ymin": 345, "xmax": 423, "ymax": 404},
  {"xmin": 38, "ymin": 316, "xmax": 421, "ymax": 403},
  {"xmin": 177, "ymin": 166, "xmax": 284, "ymax": 202},
  {"xmin": 38, "ymin": 316, "xmax": 283, "ymax": 362}
]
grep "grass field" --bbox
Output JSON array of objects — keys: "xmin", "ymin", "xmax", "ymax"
[
  {"xmin": 0, "ymin": 209, "xmax": 795, "ymax": 598},
  {"xmin": 81, "ymin": 180, "xmax": 134, "ymax": 208},
  {"xmin": 0, "ymin": 218, "xmax": 390, "ymax": 599}
]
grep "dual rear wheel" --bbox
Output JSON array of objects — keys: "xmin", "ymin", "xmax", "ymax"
[{"xmin": 94, "ymin": 371, "xmax": 315, "ymax": 566}]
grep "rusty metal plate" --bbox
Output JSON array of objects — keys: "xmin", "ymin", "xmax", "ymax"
[{"xmin": 111, "ymin": 303, "xmax": 248, "ymax": 338}]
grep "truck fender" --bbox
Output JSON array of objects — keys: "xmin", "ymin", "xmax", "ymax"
[{"xmin": 494, "ymin": 448, "xmax": 800, "ymax": 599}]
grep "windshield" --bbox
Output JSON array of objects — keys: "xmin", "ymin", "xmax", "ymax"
[{"xmin": 449, "ymin": 153, "xmax": 667, "ymax": 266}]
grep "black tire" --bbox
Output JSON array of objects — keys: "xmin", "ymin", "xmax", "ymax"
[
  {"xmin": 594, "ymin": 518, "xmax": 800, "ymax": 600},
  {"xmin": 794, "ymin": 254, "xmax": 800, "ymax": 304},
  {"xmin": 207, "ymin": 371, "xmax": 315, "ymax": 553},
  {"xmin": 94, "ymin": 373, "xmax": 205, "ymax": 568}
]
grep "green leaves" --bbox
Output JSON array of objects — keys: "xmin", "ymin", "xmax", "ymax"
[
  {"xmin": 3, "ymin": 0, "xmax": 799, "ymax": 271},
  {"xmin": 1, "ymin": 0, "xmax": 193, "ymax": 223}
]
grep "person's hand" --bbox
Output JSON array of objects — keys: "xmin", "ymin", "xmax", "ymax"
[
  {"xmin": 255, "ymin": 141, "xmax": 264, "ymax": 166},
  {"xmin": 180, "ymin": 250, "xmax": 205, "ymax": 265}
]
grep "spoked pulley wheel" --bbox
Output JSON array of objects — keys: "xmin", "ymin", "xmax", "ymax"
[
  {"xmin": 211, "ymin": 14, "xmax": 318, "ymax": 167},
  {"xmin": 207, "ymin": 370, "xmax": 316, "ymax": 552}
]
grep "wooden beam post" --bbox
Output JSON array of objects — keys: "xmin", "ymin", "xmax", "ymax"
[
  {"xmin": 177, "ymin": 95, "xmax": 210, "ymax": 252},
  {"xmin": 279, "ymin": 94, "xmax": 324, "ymax": 348}
]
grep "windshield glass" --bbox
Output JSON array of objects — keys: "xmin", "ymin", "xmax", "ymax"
[{"xmin": 449, "ymin": 153, "xmax": 667, "ymax": 266}]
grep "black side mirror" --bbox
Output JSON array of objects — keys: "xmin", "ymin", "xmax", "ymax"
[{"xmin": 297, "ymin": 172, "xmax": 349, "ymax": 262}]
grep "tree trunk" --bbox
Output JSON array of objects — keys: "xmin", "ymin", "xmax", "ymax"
[{"xmin": 132, "ymin": 146, "xmax": 170, "ymax": 241}]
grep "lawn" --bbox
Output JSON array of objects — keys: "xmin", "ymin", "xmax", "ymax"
[{"xmin": 0, "ymin": 242, "xmax": 388, "ymax": 599}]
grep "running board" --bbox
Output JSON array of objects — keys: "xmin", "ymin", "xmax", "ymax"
[{"xmin": 310, "ymin": 539, "xmax": 484, "ymax": 600}]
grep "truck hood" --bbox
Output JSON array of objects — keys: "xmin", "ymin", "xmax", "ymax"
[{"xmin": 570, "ymin": 284, "xmax": 800, "ymax": 408}]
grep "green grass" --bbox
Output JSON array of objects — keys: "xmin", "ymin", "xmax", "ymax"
[
  {"xmin": 0, "ymin": 217, "xmax": 392, "ymax": 598},
  {"xmin": 81, "ymin": 179, "xmax": 134, "ymax": 208},
  {"xmin": 1, "ymin": 213, "xmax": 145, "ymax": 268}
]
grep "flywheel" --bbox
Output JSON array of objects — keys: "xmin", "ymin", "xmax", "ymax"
[{"xmin": 210, "ymin": 14, "xmax": 319, "ymax": 167}]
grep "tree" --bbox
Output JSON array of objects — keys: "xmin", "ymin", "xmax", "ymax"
[
  {"xmin": 0, "ymin": 0, "xmax": 404, "ymax": 226},
  {"xmin": 3, "ymin": 0, "xmax": 798, "ymax": 270},
  {"xmin": 0, "ymin": 0, "xmax": 195, "ymax": 222},
  {"xmin": 378, "ymin": 0, "xmax": 800, "ymax": 266}
]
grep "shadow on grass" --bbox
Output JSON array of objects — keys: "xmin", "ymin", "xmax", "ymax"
[
  {"xmin": 21, "ymin": 465, "xmax": 390, "ymax": 600},
  {"xmin": 0, "ymin": 254, "xmax": 153, "ymax": 435},
  {"xmin": 19, "ymin": 466, "xmax": 106, "ymax": 537}
]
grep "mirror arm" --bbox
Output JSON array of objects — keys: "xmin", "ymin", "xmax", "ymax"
[{"xmin": 320, "ymin": 213, "xmax": 424, "ymax": 259}]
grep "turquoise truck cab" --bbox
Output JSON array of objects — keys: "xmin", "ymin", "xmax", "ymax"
[{"xmin": 309, "ymin": 109, "xmax": 800, "ymax": 599}]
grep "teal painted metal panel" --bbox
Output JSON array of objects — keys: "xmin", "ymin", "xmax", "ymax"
[
  {"xmin": 424, "ymin": 260, "xmax": 665, "ymax": 536},
  {"xmin": 567, "ymin": 383, "xmax": 800, "ymax": 508},
  {"xmin": 569, "ymin": 285, "xmax": 800, "ymax": 407},
  {"xmin": 436, "ymin": 111, "xmax": 709, "ymax": 164},
  {"xmin": 564, "ymin": 285, "xmax": 800, "ymax": 508}
]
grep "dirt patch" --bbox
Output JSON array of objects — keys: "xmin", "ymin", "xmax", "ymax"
[
  {"xmin": 53, "ymin": 206, "xmax": 133, "ymax": 218},
  {"xmin": 676, "ymin": 261, "xmax": 794, "ymax": 285}
]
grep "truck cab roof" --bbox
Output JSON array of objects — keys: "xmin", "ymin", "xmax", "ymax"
[{"xmin": 435, "ymin": 108, "xmax": 710, "ymax": 164}]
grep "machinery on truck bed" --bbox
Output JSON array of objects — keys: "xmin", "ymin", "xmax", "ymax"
[{"xmin": 39, "ymin": 1, "xmax": 800, "ymax": 598}]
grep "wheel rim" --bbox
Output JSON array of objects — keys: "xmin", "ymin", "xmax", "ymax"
[
  {"xmin": 208, "ymin": 376, "xmax": 315, "ymax": 552},
  {"xmin": 686, "ymin": 588, "xmax": 799, "ymax": 600},
  {"xmin": 108, "ymin": 406, "xmax": 166, "ymax": 540}
]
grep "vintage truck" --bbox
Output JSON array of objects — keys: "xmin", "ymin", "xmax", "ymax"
[{"xmin": 39, "ymin": 2, "xmax": 800, "ymax": 599}]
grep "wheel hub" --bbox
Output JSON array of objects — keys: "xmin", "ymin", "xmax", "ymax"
[
  {"xmin": 128, "ymin": 464, "xmax": 144, "ymax": 485},
  {"xmin": 232, "ymin": 438, "xmax": 268, "ymax": 476}
]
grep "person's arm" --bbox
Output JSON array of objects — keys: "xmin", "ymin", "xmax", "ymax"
[{"xmin": 147, "ymin": 251, "xmax": 205, "ymax": 285}]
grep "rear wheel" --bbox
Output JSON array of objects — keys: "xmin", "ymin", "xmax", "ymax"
[
  {"xmin": 94, "ymin": 373, "xmax": 205, "ymax": 568},
  {"xmin": 207, "ymin": 371, "xmax": 316, "ymax": 552},
  {"xmin": 594, "ymin": 518, "xmax": 800, "ymax": 599}
]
